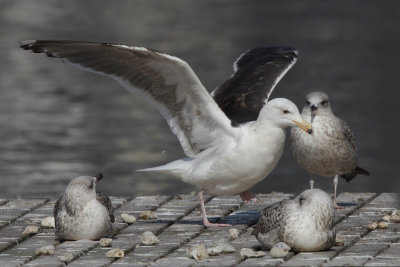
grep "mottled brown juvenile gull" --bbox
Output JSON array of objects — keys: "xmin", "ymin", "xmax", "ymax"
[
  {"xmin": 253, "ymin": 188, "xmax": 335, "ymax": 252},
  {"xmin": 20, "ymin": 40, "xmax": 312, "ymax": 227},
  {"xmin": 290, "ymin": 91, "xmax": 369, "ymax": 208},
  {"xmin": 54, "ymin": 173, "xmax": 114, "ymax": 240}
]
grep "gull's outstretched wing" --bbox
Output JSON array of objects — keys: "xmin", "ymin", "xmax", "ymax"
[
  {"xmin": 213, "ymin": 46, "xmax": 297, "ymax": 123},
  {"xmin": 20, "ymin": 40, "xmax": 239, "ymax": 158}
]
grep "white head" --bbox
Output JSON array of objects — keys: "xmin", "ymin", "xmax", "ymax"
[
  {"xmin": 296, "ymin": 189, "xmax": 334, "ymax": 222},
  {"xmin": 260, "ymin": 98, "xmax": 312, "ymax": 134},
  {"xmin": 64, "ymin": 173, "xmax": 103, "ymax": 202},
  {"xmin": 302, "ymin": 91, "xmax": 333, "ymax": 116}
]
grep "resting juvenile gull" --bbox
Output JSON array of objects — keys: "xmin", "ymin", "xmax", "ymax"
[
  {"xmin": 54, "ymin": 173, "xmax": 114, "ymax": 240},
  {"xmin": 20, "ymin": 40, "xmax": 312, "ymax": 227},
  {"xmin": 290, "ymin": 91, "xmax": 370, "ymax": 208},
  {"xmin": 254, "ymin": 188, "xmax": 335, "ymax": 252}
]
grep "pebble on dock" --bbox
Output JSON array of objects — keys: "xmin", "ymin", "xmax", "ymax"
[
  {"xmin": 140, "ymin": 231, "xmax": 160, "ymax": 245},
  {"xmin": 390, "ymin": 209, "xmax": 400, "ymax": 223},
  {"xmin": 41, "ymin": 216, "xmax": 55, "ymax": 228},
  {"xmin": 240, "ymin": 248, "xmax": 266, "ymax": 259},
  {"xmin": 228, "ymin": 228, "xmax": 240, "ymax": 239},
  {"xmin": 367, "ymin": 222, "xmax": 378, "ymax": 230},
  {"xmin": 378, "ymin": 221, "xmax": 388, "ymax": 229},
  {"xmin": 121, "ymin": 213, "xmax": 137, "ymax": 224},
  {"xmin": 207, "ymin": 241, "xmax": 236, "ymax": 256},
  {"xmin": 270, "ymin": 242, "xmax": 291, "ymax": 258},
  {"xmin": 382, "ymin": 215, "xmax": 391, "ymax": 222},
  {"xmin": 100, "ymin": 238, "xmax": 113, "ymax": 247},
  {"xmin": 188, "ymin": 245, "xmax": 209, "ymax": 260},
  {"xmin": 35, "ymin": 245, "xmax": 55, "ymax": 256},
  {"xmin": 57, "ymin": 252, "xmax": 74, "ymax": 263},
  {"xmin": 139, "ymin": 210, "xmax": 158, "ymax": 220},
  {"xmin": 22, "ymin": 225, "xmax": 39, "ymax": 235},
  {"xmin": 106, "ymin": 248, "xmax": 124, "ymax": 258},
  {"xmin": 335, "ymin": 235, "xmax": 344, "ymax": 246},
  {"xmin": 207, "ymin": 245, "xmax": 222, "ymax": 256}
]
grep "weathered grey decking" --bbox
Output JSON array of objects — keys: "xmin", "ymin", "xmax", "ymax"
[{"xmin": 0, "ymin": 192, "xmax": 399, "ymax": 267}]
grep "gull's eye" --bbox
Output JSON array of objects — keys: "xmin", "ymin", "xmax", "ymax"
[
  {"xmin": 321, "ymin": 100, "xmax": 328, "ymax": 106},
  {"xmin": 299, "ymin": 196, "xmax": 305, "ymax": 205},
  {"xmin": 283, "ymin": 109, "xmax": 289, "ymax": 114},
  {"xmin": 88, "ymin": 181, "xmax": 94, "ymax": 189},
  {"xmin": 306, "ymin": 100, "xmax": 310, "ymax": 106}
]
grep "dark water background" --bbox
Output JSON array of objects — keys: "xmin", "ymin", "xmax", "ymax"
[{"xmin": 0, "ymin": 0, "xmax": 399, "ymax": 198}]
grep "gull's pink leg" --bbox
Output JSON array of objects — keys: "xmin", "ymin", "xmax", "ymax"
[
  {"xmin": 333, "ymin": 175, "xmax": 344, "ymax": 209},
  {"xmin": 198, "ymin": 191, "xmax": 231, "ymax": 228},
  {"xmin": 239, "ymin": 191, "xmax": 262, "ymax": 203}
]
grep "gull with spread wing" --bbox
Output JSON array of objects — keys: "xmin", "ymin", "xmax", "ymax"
[{"xmin": 20, "ymin": 41, "xmax": 311, "ymax": 227}]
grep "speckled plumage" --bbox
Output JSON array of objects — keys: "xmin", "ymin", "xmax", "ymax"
[
  {"xmin": 54, "ymin": 174, "xmax": 114, "ymax": 240},
  {"xmin": 254, "ymin": 189, "xmax": 335, "ymax": 252},
  {"xmin": 291, "ymin": 114, "xmax": 358, "ymax": 177},
  {"xmin": 290, "ymin": 91, "xmax": 369, "ymax": 206}
]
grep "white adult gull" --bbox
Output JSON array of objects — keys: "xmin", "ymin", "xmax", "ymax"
[{"xmin": 20, "ymin": 40, "xmax": 312, "ymax": 227}]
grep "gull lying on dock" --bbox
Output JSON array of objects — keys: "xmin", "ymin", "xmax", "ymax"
[
  {"xmin": 20, "ymin": 41, "xmax": 311, "ymax": 227},
  {"xmin": 254, "ymin": 188, "xmax": 335, "ymax": 252},
  {"xmin": 54, "ymin": 173, "xmax": 114, "ymax": 240},
  {"xmin": 290, "ymin": 91, "xmax": 369, "ymax": 208}
]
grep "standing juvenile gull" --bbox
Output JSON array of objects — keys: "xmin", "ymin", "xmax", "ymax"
[
  {"xmin": 253, "ymin": 188, "xmax": 335, "ymax": 252},
  {"xmin": 20, "ymin": 40, "xmax": 312, "ymax": 227},
  {"xmin": 54, "ymin": 173, "xmax": 114, "ymax": 240},
  {"xmin": 290, "ymin": 91, "xmax": 370, "ymax": 208}
]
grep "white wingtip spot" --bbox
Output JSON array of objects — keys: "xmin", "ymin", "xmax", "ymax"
[{"xmin": 19, "ymin": 40, "xmax": 37, "ymax": 46}]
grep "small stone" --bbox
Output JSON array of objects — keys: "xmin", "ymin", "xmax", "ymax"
[
  {"xmin": 207, "ymin": 245, "xmax": 222, "ymax": 256},
  {"xmin": 100, "ymin": 238, "xmax": 113, "ymax": 247},
  {"xmin": 106, "ymin": 248, "xmax": 124, "ymax": 258},
  {"xmin": 367, "ymin": 222, "xmax": 378, "ymax": 230},
  {"xmin": 121, "ymin": 213, "xmax": 137, "ymax": 224},
  {"xmin": 22, "ymin": 225, "xmax": 39, "ymax": 235},
  {"xmin": 190, "ymin": 191, "xmax": 197, "ymax": 197},
  {"xmin": 57, "ymin": 252, "xmax": 74, "ymax": 263},
  {"xmin": 219, "ymin": 241, "xmax": 236, "ymax": 253},
  {"xmin": 378, "ymin": 221, "xmax": 388, "ymax": 229},
  {"xmin": 140, "ymin": 231, "xmax": 160, "ymax": 245},
  {"xmin": 240, "ymin": 248, "xmax": 266, "ymax": 259},
  {"xmin": 228, "ymin": 228, "xmax": 240, "ymax": 239},
  {"xmin": 188, "ymin": 245, "xmax": 209, "ymax": 260},
  {"xmin": 35, "ymin": 245, "xmax": 55, "ymax": 256},
  {"xmin": 382, "ymin": 215, "xmax": 391, "ymax": 222},
  {"xmin": 139, "ymin": 210, "xmax": 157, "ymax": 220},
  {"xmin": 270, "ymin": 242, "xmax": 291, "ymax": 258},
  {"xmin": 390, "ymin": 209, "xmax": 400, "ymax": 223},
  {"xmin": 335, "ymin": 235, "xmax": 344, "ymax": 246},
  {"xmin": 207, "ymin": 241, "xmax": 236, "ymax": 256},
  {"xmin": 41, "ymin": 216, "xmax": 55, "ymax": 228}
]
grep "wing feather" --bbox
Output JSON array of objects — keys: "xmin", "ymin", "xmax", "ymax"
[
  {"xmin": 20, "ymin": 40, "xmax": 239, "ymax": 157},
  {"xmin": 213, "ymin": 46, "xmax": 297, "ymax": 123},
  {"xmin": 96, "ymin": 192, "xmax": 115, "ymax": 223}
]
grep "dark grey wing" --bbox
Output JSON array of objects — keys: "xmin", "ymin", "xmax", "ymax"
[
  {"xmin": 253, "ymin": 199, "xmax": 288, "ymax": 236},
  {"xmin": 340, "ymin": 119, "xmax": 356, "ymax": 150},
  {"xmin": 53, "ymin": 196, "xmax": 62, "ymax": 218},
  {"xmin": 96, "ymin": 192, "xmax": 115, "ymax": 223},
  {"xmin": 213, "ymin": 46, "xmax": 297, "ymax": 123}
]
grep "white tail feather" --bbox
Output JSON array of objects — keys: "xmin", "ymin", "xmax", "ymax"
[{"xmin": 136, "ymin": 158, "xmax": 192, "ymax": 178}]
